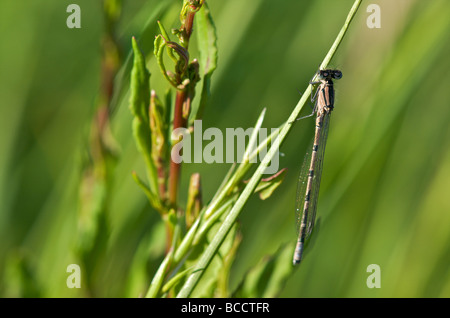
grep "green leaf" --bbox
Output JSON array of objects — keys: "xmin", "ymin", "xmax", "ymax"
[
  {"xmin": 145, "ymin": 213, "xmax": 180, "ymax": 298},
  {"xmin": 194, "ymin": 198, "xmax": 234, "ymax": 246},
  {"xmin": 130, "ymin": 36, "xmax": 150, "ymax": 122},
  {"xmin": 185, "ymin": 173, "xmax": 202, "ymax": 229},
  {"xmin": 154, "ymin": 35, "xmax": 170, "ymax": 84},
  {"xmin": 149, "ymin": 90, "xmax": 168, "ymax": 200},
  {"xmin": 154, "ymin": 34, "xmax": 180, "ymax": 88},
  {"xmin": 193, "ymin": 2, "xmax": 218, "ymax": 121},
  {"xmin": 253, "ymin": 168, "xmax": 287, "ymax": 200},
  {"xmin": 157, "ymin": 21, "xmax": 177, "ymax": 64},
  {"xmin": 216, "ymin": 231, "xmax": 242, "ymax": 297},
  {"xmin": 161, "ymin": 267, "xmax": 192, "ymax": 294},
  {"xmin": 131, "ymin": 171, "xmax": 162, "ymax": 213},
  {"xmin": 145, "ymin": 244, "xmax": 174, "ymax": 298},
  {"xmin": 130, "ymin": 37, "xmax": 159, "ymax": 200}
]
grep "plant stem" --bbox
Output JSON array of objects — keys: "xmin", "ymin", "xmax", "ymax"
[
  {"xmin": 184, "ymin": 11, "xmax": 196, "ymax": 41},
  {"xmin": 168, "ymin": 89, "xmax": 187, "ymax": 206},
  {"xmin": 167, "ymin": 4, "xmax": 200, "ymax": 207}
]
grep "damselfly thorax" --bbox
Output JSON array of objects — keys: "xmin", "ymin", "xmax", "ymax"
[{"xmin": 311, "ymin": 69, "xmax": 342, "ymax": 113}]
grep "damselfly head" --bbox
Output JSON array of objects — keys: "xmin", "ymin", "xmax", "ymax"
[{"xmin": 319, "ymin": 69, "xmax": 342, "ymax": 80}]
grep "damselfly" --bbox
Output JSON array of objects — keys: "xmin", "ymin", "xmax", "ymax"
[{"xmin": 291, "ymin": 69, "xmax": 342, "ymax": 265}]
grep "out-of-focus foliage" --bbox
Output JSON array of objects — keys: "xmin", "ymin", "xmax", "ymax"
[{"xmin": 0, "ymin": 0, "xmax": 449, "ymax": 297}]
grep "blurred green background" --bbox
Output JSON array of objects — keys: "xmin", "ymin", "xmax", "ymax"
[{"xmin": 1, "ymin": 0, "xmax": 449, "ymax": 297}]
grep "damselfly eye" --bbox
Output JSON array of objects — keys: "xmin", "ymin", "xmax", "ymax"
[
  {"xmin": 322, "ymin": 71, "xmax": 329, "ymax": 77},
  {"xmin": 333, "ymin": 71, "xmax": 342, "ymax": 79}
]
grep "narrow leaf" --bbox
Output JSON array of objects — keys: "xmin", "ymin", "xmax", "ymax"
[
  {"xmin": 253, "ymin": 168, "xmax": 287, "ymax": 200},
  {"xmin": 130, "ymin": 36, "xmax": 150, "ymax": 122},
  {"xmin": 145, "ymin": 246, "xmax": 174, "ymax": 298},
  {"xmin": 130, "ymin": 37, "xmax": 159, "ymax": 199},
  {"xmin": 185, "ymin": 173, "xmax": 202, "ymax": 229},
  {"xmin": 154, "ymin": 35, "xmax": 177, "ymax": 87},
  {"xmin": 131, "ymin": 172, "xmax": 162, "ymax": 213},
  {"xmin": 150, "ymin": 90, "xmax": 168, "ymax": 200},
  {"xmin": 161, "ymin": 267, "xmax": 192, "ymax": 294},
  {"xmin": 193, "ymin": 2, "xmax": 218, "ymax": 121}
]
